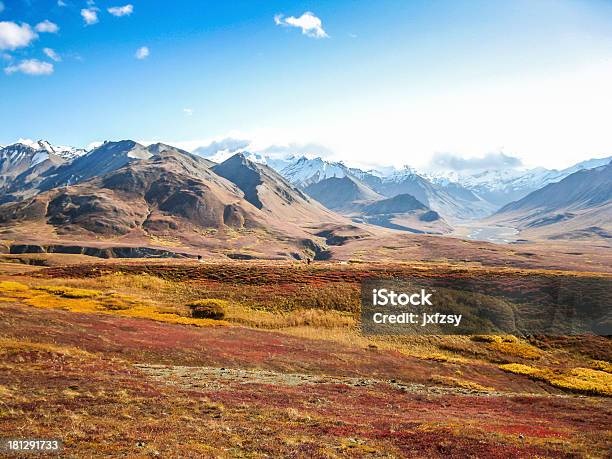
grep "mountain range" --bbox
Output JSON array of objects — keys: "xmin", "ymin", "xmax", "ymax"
[
  {"xmin": 0, "ymin": 139, "xmax": 610, "ymax": 253},
  {"xmin": 489, "ymin": 161, "xmax": 612, "ymax": 240}
]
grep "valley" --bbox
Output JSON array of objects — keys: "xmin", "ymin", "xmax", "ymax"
[{"xmin": 452, "ymin": 224, "xmax": 520, "ymax": 244}]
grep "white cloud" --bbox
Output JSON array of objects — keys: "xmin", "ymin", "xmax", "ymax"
[
  {"xmin": 43, "ymin": 47, "xmax": 61, "ymax": 62},
  {"xmin": 81, "ymin": 8, "xmax": 99, "ymax": 25},
  {"xmin": 0, "ymin": 22, "xmax": 37, "ymax": 51},
  {"xmin": 259, "ymin": 142, "xmax": 335, "ymax": 158},
  {"xmin": 274, "ymin": 12, "xmax": 328, "ymax": 39},
  {"xmin": 57, "ymin": 1, "xmax": 67, "ymax": 7},
  {"xmin": 108, "ymin": 4, "xmax": 133, "ymax": 17},
  {"xmin": 35, "ymin": 20, "xmax": 59, "ymax": 33},
  {"xmin": 192, "ymin": 137, "xmax": 251, "ymax": 158},
  {"xmin": 183, "ymin": 108, "xmax": 194, "ymax": 116},
  {"xmin": 428, "ymin": 152, "xmax": 523, "ymax": 171},
  {"xmin": 135, "ymin": 46, "xmax": 149, "ymax": 59},
  {"xmin": 4, "ymin": 59, "xmax": 53, "ymax": 75}
]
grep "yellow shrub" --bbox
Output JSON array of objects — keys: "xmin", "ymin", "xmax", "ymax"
[
  {"xmin": 0, "ymin": 281, "xmax": 29, "ymax": 292},
  {"xmin": 500, "ymin": 364, "xmax": 612, "ymax": 396},
  {"xmin": 499, "ymin": 363, "xmax": 540, "ymax": 377},
  {"xmin": 33, "ymin": 286, "xmax": 101, "ymax": 298},
  {"xmin": 25, "ymin": 295, "xmax": 101, "ymax": 313},
  {"xmin": 547, "ymin": 368, "xmax": 612, "ymax": 396},
  {"xmin": 488, "ymin": 340, "xmax": 542, "ymax": 360},
  {"xmin": 592, "ymin": 360, "xmax": 612, "ymax": 374},
  {"xmin": 1, "ymin": 279, "xmax": 227, "ymax": 329}
]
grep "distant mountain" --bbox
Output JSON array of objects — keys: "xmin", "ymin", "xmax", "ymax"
[
  {"xmin": 304, "ymin": 176, "xmax": 383, "ymax": 212},
  {"xmin": 355, "ymin": 193, "xmax": 451, "ymax": 235},
  {"xmin": 425, "ymin": 156, "xmax": 612, "ymax": 207},
  {"xmin": 361, "ymin": 193, "xmax": 426, "ymax": 214},
  {"xmin": 34, "ymin": 140, "xmax": 87, "ymax": 161},
  {"xmin": 210, "ymin": 150, "xmax": 612, "ymax": 221},
  {"xmin": 365, "ymin": 168, "xmax": 495, "ymax": 221},
  {"xmin": 304, "ymin": 176, "xmax": 451, "ymax": 234},
  {"xmin": 274, "ymin": 157, "xmax": 492, "ymax": 221},
  {"xmin": 3, "ymin": 137, "xmax": 610, "ymax": 243},
  {"xmin": 280, "ymin": 157, "xmax": 351, "ymax": 188},
  {"xmin": 0, "ymin": 140, "xmax": 87, "ymax": 203},
  {"xmin": 212, "ymin": 153, "xmax": 338, "ymax": 225},
  {"xmin": 38, "ymin": 140, "xmax": 154, "ymax": 190},
  {"xmin": 0, "ymin": 140, "xmax": 85, "ymax": 188},
  {"xmin": 490, "ymin": 161, "xmax": 612, "ymax": 240}
]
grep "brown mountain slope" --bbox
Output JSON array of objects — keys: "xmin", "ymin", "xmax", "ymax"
[
  {"xmin": 212, "ymin": 153, "xmax": 341, "ymax": 225},
  {"xmin": 0, "ymin": 150, "xmax": 351, "ymax": 259}
]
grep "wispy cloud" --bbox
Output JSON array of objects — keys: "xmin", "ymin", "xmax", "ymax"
[
  {"xmin": 0, "ymin": 2, "xmax": 5, "ymax": 14},
  {"xmin": 108, "ymin": 4, "xmax": 133, "ymax": 17},
  {"xmin": 5, "ymin": 59, "xmax": 53, "ymax": 75},
  {"xmin": 428, "ymin": 152, "xmax": 523, "ymax": 171},
  {"xmin": 259, "ymin": 142, "xmax": 335, "ymax": 158},
  {"xmin": 135, "ymin": 46, "xmax": 149, "ymax": 59},
  {"xmin": 274, "ymin": 12, "xmax": 328, "ymax": 39},
  {"xmin": 183, "ymin": 108, "xmax": 194, "ymax": 116},
  {"xmin": 43, "ymin": 47, "xmax": 61, "ymax": 62},
  {"xmin": 57, "ymin": 1, "xmax": 67, "ymax": 7},
  {"xmin": 0, "ymin": 22, "xmax": 37, "ymax": 51},
  {"xmin": 35, "ymin": 20, "xmax": 59, "ymax": 33},
  {"xmin": 81, "ymin": 8, "xmax": 99, "ymax": 25},
  {"xmin": 193, "ymin": 137, "xmax": 251, "ymax": 158}
]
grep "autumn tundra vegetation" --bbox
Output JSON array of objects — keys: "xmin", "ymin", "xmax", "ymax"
[{"xmin": 0, "ymin": 254, "xmax": 610, "ymax": 457}]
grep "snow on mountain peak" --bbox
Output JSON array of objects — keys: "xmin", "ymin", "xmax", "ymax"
[
  {"xmin": 280, "ymin": 156, "xmax": 350, "ymax": 187},
  {"xmin": 11, "ymin": 139, "xmax": 87, "ymax": 161}
]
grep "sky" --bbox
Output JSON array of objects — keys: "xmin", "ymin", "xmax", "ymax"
[{"xmin": 1, "ymin": 0, "xmax": 612, "ymax": 170}]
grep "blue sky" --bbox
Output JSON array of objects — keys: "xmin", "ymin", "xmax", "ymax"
[{"xmin": 1, "ymin": 0, "xmax": 612, "ymax": 169}]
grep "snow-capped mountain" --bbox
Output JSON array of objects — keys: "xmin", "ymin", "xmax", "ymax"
[
  {"xmin": 275, "ymin": 157, "xmax": 494, "ymax": 220},
  {"xmin": 489, "ymin": 162, "xmax": 612, "ymax": 240},
  {"xmin": 0, "ymin": 141, "xmax": 77, "ymax": 189},
  {"xmin": 280, "ymin": 156, "xmax": 351, "ymax": 188},
  {"xmin": 424, "ymin": 156, "xmax": 612, "ymax": 207},
  {"xmin": 35, "ymin": 140, "xmax": 87, "ymax": 161},
  {"xmin": 4, "ymin": 136, "xmax": 610, "ymax": 228},
  {"xmin": 193, "ymin": 145, "xmax": 298, "ymax": 172},
  {"xmin": 16, "ymin": 139, "xmax": 87, "ymax": 162}
]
